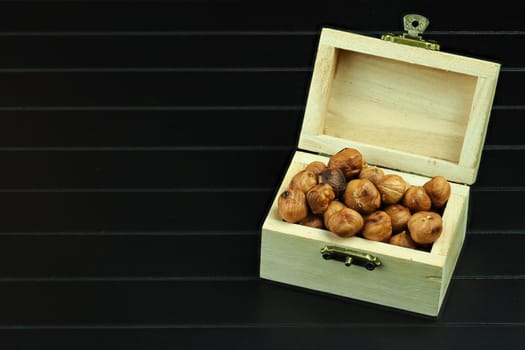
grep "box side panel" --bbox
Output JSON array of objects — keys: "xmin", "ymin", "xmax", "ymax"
[
  {"xmin": 298, "ymin": 42, "xmax": 338, "ymax": 147},
  {"xmin": 459, "ymin": 72, "xmax": 500, "ymax": 184},
  {"xmin": 438, "ymin": 191, "xmax": 469, "ymax": 309},
  {"xmin": 260, "ymin": 228, "xmax": 443, "ymax": 316}
]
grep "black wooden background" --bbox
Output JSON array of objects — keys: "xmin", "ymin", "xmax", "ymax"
[{"xmin": 0, "ymin": 1, "xmax": 523, "ymax": 348}]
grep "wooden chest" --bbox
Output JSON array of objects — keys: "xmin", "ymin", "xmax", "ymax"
[{"xmin": 259, "ymin": 18, "xmax": 500, "ymax": 317}]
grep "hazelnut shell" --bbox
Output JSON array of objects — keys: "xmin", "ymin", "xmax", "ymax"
[
  {"xmin": 389, "ymin": 231, "xmax": 418, "ymax": 249},
  {"xmin": 299, "ymin": 214, "xmax": 325, "ymax": 229},
  {"xmin": 327, "ymin": 148, "xmax": 364, "ymax": 180},
  {"xmin": 306, "ymin": 183, "xmax": 336, "ymax": 214},
  {"xmin": 358, "ymin": 166, "xmax": 385, "ymax": 185},
  {"xmin": 362, "ymin": 210, "xmax": 392, "ymax": 242},
  {"xmin": 318, "ymin": 168, "xmax": 347, "ymax": 194},
  {"xmin": 423, "ymin": 176, "xmax": 451, "ymax": 209},
  {"xmin": 326, "ymin": 208, "xmax": 364, "ymax": 237},
  {"xmin": 375, "ymin": 174, "xmax": 409, "ymax": 204},
  {"xmin": 323, "ymin": 200, "xmax": 347, "ymax": 228},
  {"xmin": 402, "ymin": 186, "xmax": 432, "ymax": 212},
  {"xmin": 384, "ymin": 204, "xmax": 411, "ymax": 233},
  {"xmin": 289, "ymin": 170, "xmax": 317, "ymax": 193},
  {"xmin": 278, "ymin": 189, "xmax": 309, "ymax": 223},
  {"xmin": 408, "ymin": 211, "xmax": 443, "ymax": 244},
  {"xmin": 305, "ymin": 161, "xmax": 328, "ymax": 176},
  {"xmin": 343, "ymin": 179, "xmax": 381, "ymax": 214}
]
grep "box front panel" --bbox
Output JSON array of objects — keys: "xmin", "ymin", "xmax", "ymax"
[{"xmin": 260, "ymin": 228, "xmax": 443, "ymax": 316}]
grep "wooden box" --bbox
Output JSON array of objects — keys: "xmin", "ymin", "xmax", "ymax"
[{"xmin": 259, "ymin": 25, "xmax": 500, "ymax": 316}]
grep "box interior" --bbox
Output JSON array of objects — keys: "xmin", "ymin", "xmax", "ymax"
[
  {"xmin": 324, "ymin": 49, "xmax": 478, "ymax": 164},
  {"xmin": 264, "ymin": 151, "xmax": 469, "ymax": 266}
]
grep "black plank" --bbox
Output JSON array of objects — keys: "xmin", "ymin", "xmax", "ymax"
[
  {"xmin": 0, "ymin": 110, "xmax": 304, "ymax": 147},
  {"xmin": 0, "ymin": 234, "xmax": 260, "ymax": 278},
  {"xmin": 469, "ymin": 190, "xmax": 525, "ymax": 231},
  {"xmin": 0, "ymin": 150, "xmax": 294, "ymax": 189},
  {"xmin": 476, "ymin": 150, "xmax": 525, "ymax": 186},
  {"xmin": 0, "ymin": 70, "xmax": 517, "ymax": 107},
  {"xmin": 0, "ymin": 108, "xmax": 518, "ymax": 148},
  {"xmin": 455, "ymin": 233, "xmax": 525, "ymax": 277},
  {"xmin": 0, "ymin": 35, "xmax": 319, "ymax": 69},
  {"xmin": 0, "ymin": 279, "xmax": 523, "ymax": 324},
  {"xmin": 0, "ymin": 1, "xmax": 525, "ymax": 31},
  {"xmin": 0, "ymin": 33, "xmax": 519, "ymax": 69},
  {"xmin": 0, "ymin": 72, "xmax": 310, "ymax": 107},
  {"xmin": 0, "ymin": 192, "xmax": 273, "ymax": 232},
  {"xmin": 0, "ymin": 327, "xmax": 522, "ymax": 350},
  {"xmin": 0, "ymin": 232, "xmax": 520, "ymax": 279},
  {"xmin": 0, "ymin": 190, "xmax": 518, "ymax": 232},
  {"xmin": 485, "ymin": 109, "xmax": 524, "ymax": 146}
]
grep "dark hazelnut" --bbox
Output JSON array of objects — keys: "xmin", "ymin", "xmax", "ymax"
[{"xmin": 318, "ymin": 168, "xmax": 347, "ymax": 194}]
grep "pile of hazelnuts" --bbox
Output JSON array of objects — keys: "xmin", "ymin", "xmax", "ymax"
[{"xmin": 277, "ymin": 148, "xmax": 451, "ymax": 250}]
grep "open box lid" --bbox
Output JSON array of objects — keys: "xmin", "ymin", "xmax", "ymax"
[{"xmin": 298, "ymin": 23, "xmax": 500, "ymax": 185}]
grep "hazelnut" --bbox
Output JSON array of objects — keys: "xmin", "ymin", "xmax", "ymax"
[
  {"xmin": 327, "ymin": 147, "xmax": 363, "ymax": 180},
  {"xmin": 358, "ymin": 165, "xmax": 384, "ymax": 185},
  {"xmin": 423, "ymin": 176, "xmax": 451, "ymax": 209},
  {"xmin": 343, "ymin": 179, "xmax": 381, "ymax": 214},
  {"xmin": 389, "ymin": 231, "xmax": 418, "ymax": 249},
  {"xmin": 277, "ymin": 189, "xmax": 309, "ymax": 223},
  {"xmin": 323, "ymin": 200, "xmax": 347, "ymax": 228},
  {"xmin": 289, "ymin": 170, "xmax": 317, "ymax": 193},
  {"xmin": 408, "ymin": 211, "xmax": 443, "ymax": 244},
  {"xmin": 402, "ymin": 186, "xmax": 432, "ymax": 212},
  {"xmin": 305, "ymin": 161, "xmax": 328, "ymax": 176},
  {"xmin": 375, "ymin": 174, "xmax": 409, "ymax": 204},
  {"xmin": 299, "ymin": 214, "xmax": 325, "ymax": 229},
  {"xmin": 318, "ymin": 168, "xmax": 347, "ymax": 194},
  {"xmin": 362, "ymin": 210, "xmax": 392, "ymax": 242},
  {"xmin": 326, "ymin": 208, "xmax": 364, "ymax": 237},
  {"xmin": 306, "ymin": 183, "xmax": 336, "ymax": 214},
  {"xmin": 384, "ymin": 204, "xmax": 411, "ymax": 233}
]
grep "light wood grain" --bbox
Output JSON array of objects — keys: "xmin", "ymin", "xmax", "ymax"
[
  {"xmin": 301, "ymin": 44, "xmax": 338, "ymax": 137},
  {"xmin": 298, "ymin": 27, "xmax": 500, "ymax": 185},
  {"xmin": 260, "ymin": 151, "xmax": 469, "ymax": 316},
  {"xmin": 260, "ymin": 227, "xmax": 443, "ymax": 316}
]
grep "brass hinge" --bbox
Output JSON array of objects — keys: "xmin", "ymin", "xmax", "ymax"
[{"xmin": 381, "ymin": 14, "xmax": 440, "ymax": 51}]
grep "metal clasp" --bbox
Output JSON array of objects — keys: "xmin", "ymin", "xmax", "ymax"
[
  {"xmin": 381, "ymin": 14, "xmax": 440, "ymax": 51},
  {"xmin": 320, "ymin": 246, "xmax": 381, "ymax": 270}
]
